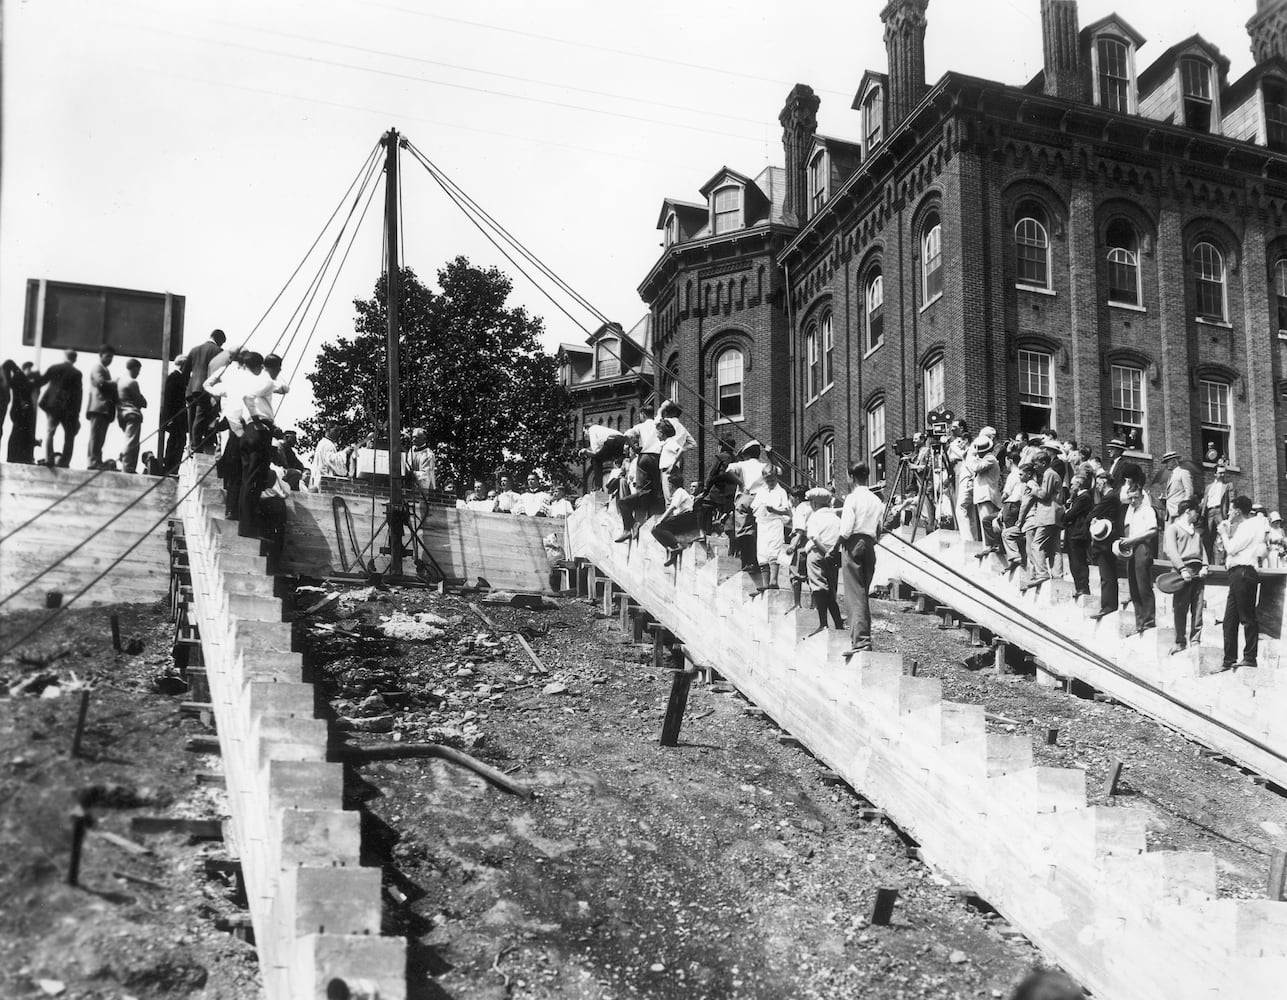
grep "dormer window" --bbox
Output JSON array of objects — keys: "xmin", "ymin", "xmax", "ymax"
[
  {"xmin": 863, "ymin": 88, "xmax": 884, "ymax": 149},
  {"xmin": 807, "ymin": 151, "xmax": 827, "ymax": 217},
  {"xmin": 1265, "ymin": 81, "xmax": 1287, "ymax": 151},
  {"xmin": 595, "ymin": 340, "xmax": 620, "ymax": 379},
  {"xmin": 664, "ymin": 212, "xmax": 679, "ymax": 248},
  {"xmin": 712, "ymin": 186, "xmax": 741, "ymax": 235},
  {"xmin": 1181, "ymin": 57, "xmax": 1214, "ymax": 132},
  {"xmin": 1096, "ymin": 36, "xmax": 1133, "ymax": 113}
]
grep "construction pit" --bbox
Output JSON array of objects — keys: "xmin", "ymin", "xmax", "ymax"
[{"xmin": 3, "ymin": 461, "xmax": 1287, "ymax": 999}]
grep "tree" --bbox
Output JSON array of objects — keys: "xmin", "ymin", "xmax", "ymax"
[{"xmin": 303, "ymin": 257, "xmax": 577, "ymax": 487}]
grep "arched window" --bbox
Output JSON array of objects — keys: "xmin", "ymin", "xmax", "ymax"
[
  {"xmin": 805, "ymin": 324, "xmax": 819, "ymax": 400},
  {"xmin": 1193, "ymin": 241, "xmax": 1226, "ymax": 322},
  {"xmin": 821, "ymin": 436, "xmax": 835, "ymax": 487},
  {"xmin": 1014, "ymin": 207, "xmax": 1050, "ymax": 289},
  {"xmin": 923, "ymin": 355, "xmax": 945, "ymax": 416},
  {"xmin": 806, "ymin": 446, "xmax": 819, "ymax": 484},
  {"xmin": 716, "ymin": 348, "xmax": 744, "ymax": 420},
  {"xmin": 1275, "ymin": 259, "xmax": 1287, "ymax": 334},
  {"xmin": 595, "ymin": 339, "xmax": 620, "ymax": 379},
  {"xmin": 922, "ymin": 213, "xmax": 943, "ymax": 304},
  {"xmin": 1097, "ymin": 36, "xmax": 1131, "ymax": 113},
  {"xmin": 1017, "ymin": 349, "xmax": 1054, "ymax": 434},
  {"xmin": 866, "ymin": 400, "xmax": 886, "ymax": 481},
  {"xmin": 1106, "ymin": 219, "xmax": 1140, "ymax": 306},
  {"xmin": 865, "ymin": 271, "xmax": 884, "ymax": 353},
  {"xmin": 1199, "ymin": 379, "xmax": 1232, "ymax": 463},
  {"xmin": 821, "ymin": 312, "xmax": 834, "ymax": 389},
  {"xmin": 713, "ymin": 186, "xmax": 741, "ymax": 235},
  {"xmin": 808, "ymin": 151, "xmax": 827, "ymax": 217}
]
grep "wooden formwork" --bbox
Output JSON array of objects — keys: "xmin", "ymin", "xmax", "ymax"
[
  {"xmin": 179, "ymin": 457, "xmax": 405, "ymax": 1000},
  {"xmin": 567, "ymin": 502, "xmax": 1287, "ymax": 1000}
]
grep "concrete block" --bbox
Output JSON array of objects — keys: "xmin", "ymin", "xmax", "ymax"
[
  {"xmin": 897, "ymin": 675, "xmax": 941, "ymax": 715},
  {"xmin": 268, "ymin": 760, "xmax": 345, "ymax": 813},
  {"xmin": 1234, "ymin": 900, "xmax": 1287, "ymax": 957},
  {"xmin": 991, "ymin": 766, "xmax": 1086, "ymax": 815},
  {"xmin": 246, "ymin": 681, "xmax": 316, "ymax": 720},
  {"xmin": 291, "ymin": 933, "xmax": 407, "ymax": 1000},
  {"xmin": 234, "ymin": 619, "xmax": 296, "ymax": 653},
  {"xmin": 227, "ymin": 592, "xmax": 285, "ymax": 623},
  {"xmin": 278, "ymin": 809, "xmax": 363, "ymax": 867},
  {"xmin": 284, "ymin": 865, "xmax": 382, "ymax": 937},
  {"xmin": 256, "ymin": 716, "xmax": 329, "ymax": 763}
]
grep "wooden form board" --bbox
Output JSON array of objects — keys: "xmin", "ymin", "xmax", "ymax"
[
  {"xmin": 566, "ymin": 502, "xmax": 1287, "ymax": 1000},
  {"xmin": 0, "ymin": 464, "xmax": 175, "ymax": 609},
  {"xmin": 178, "ymin": 459, "xmax": 405, "ymax": 1000},
  {"xmin": 878, "ymin": 529, "xmax": 1287, "ymax": 788},
  {"xmin": 279, "ymin": 490, "xmax": 558, "ymax": 591}
]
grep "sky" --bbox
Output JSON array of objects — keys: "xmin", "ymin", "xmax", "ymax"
[{"xmin": 0, "ymin": 0, "xmax": 1260, "ymax": 455}]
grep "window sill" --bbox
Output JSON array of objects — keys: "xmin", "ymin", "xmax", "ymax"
[
  {"xmin": 919, "ymin": 294, "xmax": 943, "ymax": 315},
  {"xmin": 1124, "ymin": 450, "xmax": 1152, "ymax": 461},
  {"xmin": 1108, "ymin": 301, "xmax": 1146, "ymax": 313},
  {"xmin": 1016, "ymin": 284, "xmax": 1056, "ymax": 297},
  {"xmin": 1278, "ymin": 331, "xmax": 1287, "ymax": 340},
  {"xmin": 1196, "ymin": 318, "xmax": 1233, "ymax": 330},
  {"xmin": 713, "ymin": 415, "xmax": 745, "ymax": 426},
  {"xmin": 1203, "ymin": 461, "xmax": 1240, "ymax": 473},
  {"xmin": 819, "ymin": 383, "xmax": 835, "ymax": 399},
  {"xmin": 863, "ymin": 342, "xmax": 885, "ymax": 361}
]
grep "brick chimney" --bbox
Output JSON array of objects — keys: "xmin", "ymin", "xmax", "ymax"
[
  {"xmin": 1041, "ymin": 0, "xmax": 1083, "ymax": 100},
  {"xmin": 779, "ymin": 83, "xmax": 821, "ymax": 228},
  {"xmin": 881, "ymin": 0, "xmax": 930, "ymax": 126},
  {"xmin": 1248, "ymin": 0, "xmax": 1287, "ymax": 64}
]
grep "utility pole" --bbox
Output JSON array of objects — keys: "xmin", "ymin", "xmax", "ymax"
[{"xmin": 383, "ymin": 128, "xmax": 405, "ymax": 579}]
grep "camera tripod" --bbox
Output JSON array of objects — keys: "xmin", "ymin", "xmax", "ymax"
[{"xmin": 881, "ymin": 445, "xmax": 949, "ymax": 544}]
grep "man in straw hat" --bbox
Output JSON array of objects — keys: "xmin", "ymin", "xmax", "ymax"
[
  {"xmin": 1118, "ymin": 479, "xmax": 1158, "ymax": 634},
  {"xmin": 1201, "ymin": 459, "xmax": 1231, "ymax": 562},
  {"xmin": 970, "ymin": 435, "xmax": 1002, "ymax": 554},
  {"xmin": 1218, "ymin": 495, "xmax": 1267, "ymax": 669},
  {"xmin": 1163, "ymin": 498, "xmax": 1207, "ymax": 654},
  {"xmin": 839, "ymin": 461, "xmax": 884, "ymax": 655},
  {"xmin": 1160, "ymin": 450, "xmax": 1193, "ymax": 520},
  {"xmin": 803, "ymin": 487, "xmax": 844, "ymax": 634},
  {"xmin": 1086, "ymin": 467, "xmax": 1121, "ymax": 620}
]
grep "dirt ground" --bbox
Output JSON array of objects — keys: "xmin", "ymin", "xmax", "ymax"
[{"xmin": 3, "ymin": 579, "xmax": 1285, "ymax": 1000}]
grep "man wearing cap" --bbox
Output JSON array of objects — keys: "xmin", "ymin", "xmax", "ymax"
[
  {"xmin": 971, "ymin": 435, "xmax": 1002, "ymax": 554},
  {"xmin": 1163, "ymin": 498, "xmax": 1207, "ymax": 654},
  {"xmin": 803, "ymin": 487, "xmax": 844, "ymax": 634},
  {"xmin": 1268, "ymin": 511, "xmax": 1286, "ymax": 567},
  {"xmin": 1201, "ymin": 460, "xmax": 1231, "ymax": 563},
  {"xmin": 1161, "ymin": 451, "xmax": 1193, "ymax": 520},
  {"xmin": 838, "ymin": 461, "xmax": 885, "ymax": 654},
  {"xmin": 1219, "ymin": 496, "xmax": 1267, "ymax": 669},
  {"xmin": 1119, "ymin": 481, "xmax": 1158, "ymax": 633},
  {"xmin": 1087, "ymin": 468, "xmax": 1121, "ymax": 620}
]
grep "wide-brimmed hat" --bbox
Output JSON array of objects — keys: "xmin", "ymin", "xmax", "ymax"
[
  {"xmin": 1041, "ymin": 435, "xmax": 1061, "ymax": 449},
  {"xmin": 980, "ymin": 426, "xmax": 998, "ymax": 439},
  {"xmin": 973, "ymin": 436, "xmax": 994, "ymax": 454},
  {"xmin": 1089, "ymin": 518, "xmax": 1113, "ymax": 541},
  {"xmin": 1160, "ymin": 450, "xmax": 1179, "ymax": 463},
  {"xmin": 806, "ymin": 487, "xmax": 831, "ymax": 500},
  {"xmin": 1107, "ymin": 438, "xmax": 1127, "ymax": 450},
  {"xmin": 1156, "ymin": 571, "xmax": 1186, "ymax": 595}
]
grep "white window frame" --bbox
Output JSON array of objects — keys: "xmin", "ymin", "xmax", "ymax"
[
  {"xmin": 808, "ymin": 150, "xmax": 827, "ymax": 218},
  {"xmin": 1198, "ymin": 379, "xmax": 1233, "ymax": 465},
  {"xmin": 716, "ymin": 348, "xmax": 744, "ymax": 422},
  {"xmin": 1109, "ymin": 363, "xmax": 1147, "ymax": 452},
  {"xmin": 822, "ymin": 436, "xmax": 835, "ymax": 487},
  {"xmin": 806, "ymin": 446, "xmax": 819, "ymax": 485},
  {"xmin": 664, "ymin": 212, "xmax": 679, "ymax": 247},
  {"xmin": 1193, "ymin": 241, "xmax": 1227, "ymax": 323},
  {"xmin": 1180, "ymin": 56, "xmax": 1216, "ymax": 133},
  {"xmin": 865, "ymin": 272, "xmax": 884, "ymax": 355},
  {"xmin": 1275, "ymin": 258, "xmax": 1287, "ymax": 336},
  {"xmin": 1106, "ymin": 219, "xmax": 1141, "ymax": 307},
  {"xmin": 595, "ymin": 339, "xmax": 620, "ymax": 379},
  {"xmin": 1017, "ymin": 349, "xmax": 1055, "ymax": 433},
  {"xmin": 821, "ymin": 312, "xmax": 834, "ymax": 390},
  {"xmin": 805, "ymin": 325, "xmax": 819, "ymax": 401},
  {"xmin": 1015, "ymin": 215, "xmax": 1051, "ymax": 290},
  {"xmin": 712, "ymin": 185, "xmax": 742, "ymax": 235},
  {"xmin": 923, "ymin": 357, "xmax": 945, "ymax": 416},
  {"xmin": 863, "ymin": 88, "xmax": 884, "ymax": 150},
  {"xmin": 1094, "ymin": 36, "xmax": 1134, "ymax": 113},
  {"xmin": 867, "ymin": 402, "xmax": 886, "ymax": 480},
  {"xmin": 922, "ymin": 218, "xmax": 943, "ymax": 306}
]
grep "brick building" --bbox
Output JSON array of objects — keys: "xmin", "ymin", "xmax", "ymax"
[{"xmin": 641, "ymin": 0, "xmax": 1287, "ymax": 509}]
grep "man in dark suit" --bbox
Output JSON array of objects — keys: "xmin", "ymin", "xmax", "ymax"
[
  {"xmin": 38, "ymin": 349, "xmax": 83, "ymax": 468},
  {"xmin": 159, "ymin": 353, "xmax": 189, "ymax": 474},
  {"xmin": 85, "ymin": 344, "xmax": 117, "ymax": 468},
  {"xmin": 1105, "ymin": 438, "xmax": 1128, "ymax": 490},
  {"xmin": 182, "ymin": 329, "xmax": 226, "ymax": 453}
]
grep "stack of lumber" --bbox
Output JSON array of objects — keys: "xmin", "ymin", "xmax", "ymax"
[
  {"xmin": 179, "ymin": 457, "xmax": 404, "ymax": 1000},
  {"xmin": 567, "ymin": 500, "xmax": 1287, "ymax": 1000}
]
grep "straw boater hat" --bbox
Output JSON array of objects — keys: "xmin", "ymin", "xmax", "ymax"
[
  {"xmin": 806, "ymin": 487, "xmax": 831, "ymax": 501},
  {"xmin": 1090, "ymin": 518, "xmax": 1113, "ymax": 541},
  {"xmin": 980, "ymin": 426, "xmax": 998, "ymax": 440},
  {"xmin": 1041, "ymin": 434, "xmax": 1061, "ymax": 449},
  {"xmin": 1107, "ymin": 438, "xmax": 1127, "ymax": 450},
  {"xmin": 1160, "ymin": 450, "xmax": 1179, "ymax": 463},
  {"xmin": 973, "ymin": 435, "xmax": 994, "ymax": 454}
]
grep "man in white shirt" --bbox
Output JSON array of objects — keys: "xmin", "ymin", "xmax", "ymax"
[
  {"xmin": 203, "ymin": 352, "xmax": 248, "ymax": 518},
  {"xmin": 838, "ymin": 461, "xmax": 885, "ymax": 654},
  {"xmin": 1119, "ymin": 481, "xmax": 1158, "ymax": 633},
  {"xmin": 1219, "ymin": 495, "xmax": 1266, "ymax": 669},
  {"xmin": 657, "ymin": 401, "xmax": 696, "ymax": 500},
  {"xmin": 547, "ymin": 484, "xmax": 575, "ymax": 519},
  {"xmin": 786, "ymin": 485, "xmax": 813, "ymax": 609},
  {"xmin": 495, "ymin": 476, "xmax": 521, "ymax": 514},
  {"xmin": 237, "ymin": 351, "xmax": 287, "ymax": 537},
  {"xmin": 803, "ymin": 487, "xmax": 843, "ymax": 633},
  {"xmin": 516, "ymin": 473, "xmax": 551, "ymax": 517},
  {"xmin": 309, "ymin": 424, "xmax": 350, "ymax": 490},
  {"xmin": 750, "ymin": 469, "xmax": 792, "ymax": 592},
  {"xmin": 650, "ymin": 471, "xmax": 699, "ymax": 565}
]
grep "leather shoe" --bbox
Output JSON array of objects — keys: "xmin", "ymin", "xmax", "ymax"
[
  {"xmin": 1088, "ymin": 609, "xmax": 1111, "ymax": 620},
  {"xmin": 1232, "ymin": 659, "xmax": 1257, "ymax": 669},
  {"xmin": 1167, "ymin": 644, "xmax": 1186, "ymax": 656}
]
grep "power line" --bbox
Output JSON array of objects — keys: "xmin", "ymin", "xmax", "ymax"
[{"xmin": 362, "ymin": 2, "xmax": 855, "ymax": 101}]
